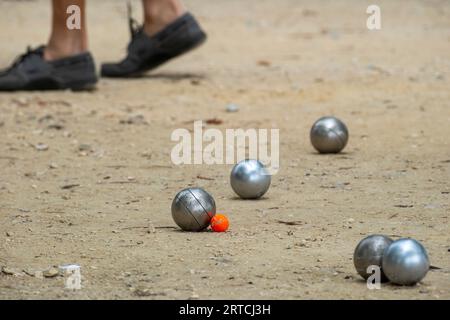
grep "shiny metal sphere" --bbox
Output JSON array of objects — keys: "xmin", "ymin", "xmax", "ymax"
[
  {"xmin": 353, "ymin": 234, "xmax": 393, "ymax": 281},
  {"xmin": 310, "ymin": 116, "xmax": 349, "ymax": 153},
  {"xmin": 171, "ymin": 188, "xmax": 216, "ymax": 231},
  {"xmin": 230, "ymin": 159, "xmax": 271, "ymax": 199},
  {"xmin": 382, "ymin": 238, "xmax": 430, "ymax": 285}
]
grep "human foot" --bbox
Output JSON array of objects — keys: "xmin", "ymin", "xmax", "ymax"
[{"xmin": 101, "ymin": 11, "xmax": 206, "ymax": 78}]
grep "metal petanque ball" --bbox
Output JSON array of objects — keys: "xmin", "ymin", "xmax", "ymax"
[
  {"xmin": 382, "ymin": 238, "xmax": 430, "ymax": 286},
  {"xmin": 353, "ymin": 234, "xmax": 393, "ymax": 282},
  {"xmin": 310, "ymin": 116, "xmax": 349, "ymax": 153},
  {"xmin": 230, "ymin": 159, "xmax": 271, "ymax": 199},
  {"xmin": 171, "ymin": 188, "xmax": 216, "ymax": 232}
]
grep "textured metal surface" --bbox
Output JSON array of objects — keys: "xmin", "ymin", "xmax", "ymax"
[
  {"xmin": 230, "ymin": 159, "xmax": 271, "ymax": 199},
  {"xmin": 353, "ymin": 234, "xmax": 393, "ymax": 281},
  {"xmin": 382, "ymin": 238, "xmax": 430, "ymax": 285},
  {"xmin": 171, "ymin": 188, "xmax": 216, "ymax": 231},
  {"xmin": 310, "ymin": 116, "xmax": 349, "ymax": 153}
]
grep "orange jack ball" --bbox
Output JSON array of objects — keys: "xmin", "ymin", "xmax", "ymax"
[{"xmin": 210, "ymin": 214, "xmax": 229, "ymax": 232}]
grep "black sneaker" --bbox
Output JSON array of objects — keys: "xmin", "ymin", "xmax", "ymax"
[
  {"xmin": 101, "ymin": 10, "xmax": 207, "ymax": 78},
  {"xmin": 0, "ymin": 46, "xmax": 98, "ymax": 91}
]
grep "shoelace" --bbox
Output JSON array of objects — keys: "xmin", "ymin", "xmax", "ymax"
[
  {"xmin": 9, "ymin": 46, "xmax": 42, "ymax": 70},
  {"xmin": 127, "ymin": 2, "xmax": 142, "ymax": 39}
]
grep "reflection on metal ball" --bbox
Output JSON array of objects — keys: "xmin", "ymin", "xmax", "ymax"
[
  {"xmin": 382, "ymin": 238, "xmax": 430, "ymax": 285},
  {"xmin": 171, "ymin": 188, "xmax": 216, "ymax": 232},
  {"xmin": 310, "ymin": 116, "xmax": 349, "ymax": 153},
  {"xmin": 230, "ymin": 159, "xmax": 271, "ymax": 199},
  {"xmin": 353, "ymin": 234, "xmax": 393, "ymax": 281}
]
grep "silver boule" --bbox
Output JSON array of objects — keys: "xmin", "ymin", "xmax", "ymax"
[
  {"xmin": 353, "ymin": 234, "xmax": 393, "ymax": 281},
  {"xmin": 171, "ymin": 187, "xmax": 216, "ymax": 232},
  {"xmin": 310, "ymin": 116, "xmax": 349, "ymax": 153},
  {"xmin": 382, "ymin": 238, "xmax": 430, "ymax": 285},
  {"xmin": 230, "ymin": 159, "xmax": 271, "ymax": 199}
]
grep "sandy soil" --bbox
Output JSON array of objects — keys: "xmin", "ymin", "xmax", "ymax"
[{"xmin": 0, "ymin": 0, "xmax": 449, "ymax": 299}]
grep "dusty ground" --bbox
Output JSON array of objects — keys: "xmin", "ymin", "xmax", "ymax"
[{"xmin": 0, "ymin": 0, "xmax": 449, "ymax": 299}]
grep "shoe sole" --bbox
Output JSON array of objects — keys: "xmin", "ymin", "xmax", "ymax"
[
  {"xmin": 67, "ymin": 80, "xmax": 98, "ymax": 92},
  {"xmin": 17, "ymin": 78, "xmax": 98, "ymax": 92}
]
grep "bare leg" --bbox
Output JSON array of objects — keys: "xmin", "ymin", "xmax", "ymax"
[
  {"xmin": 44, "ymin": 0, "xmax": 88, "ymax": 61},
  {"xmin": 142, "ymin": 0, "xmax": 186, "ymax": 36}
]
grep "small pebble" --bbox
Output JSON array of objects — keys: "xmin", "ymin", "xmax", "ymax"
[
  {"xmin": 189, "ymin": 293, "xmax": 200, "ymax": 300},
  {"xmin": 43, "ymin": 267, "xmax": 59, "ymax": 278},
  {"xmin": 226, "ymin": 103, "xmax": 239, "ymax": 113},
  {"xmin": 78, "ymin": 144, "xmax": 92, "ymax": 152},
  {"xmin": 35, "ymin": 143, "xmax": 49, "ymax": 151},
  {"xmin": 120, "ymin": 114, "xmax": 148, "ymax": 125},
  {"xmin": 49, "ymin": 163, "xmax": 58, "ymax": 169}
]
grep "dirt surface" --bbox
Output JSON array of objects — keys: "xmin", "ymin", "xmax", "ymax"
[{"xmin": 0, "ymin": 0, "xmax": 449, "ymax": 299}]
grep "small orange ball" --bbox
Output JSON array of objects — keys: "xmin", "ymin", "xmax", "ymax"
[{"xmin": 210, "ymin": 214, "xmax": 229, "ymax": 232}]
